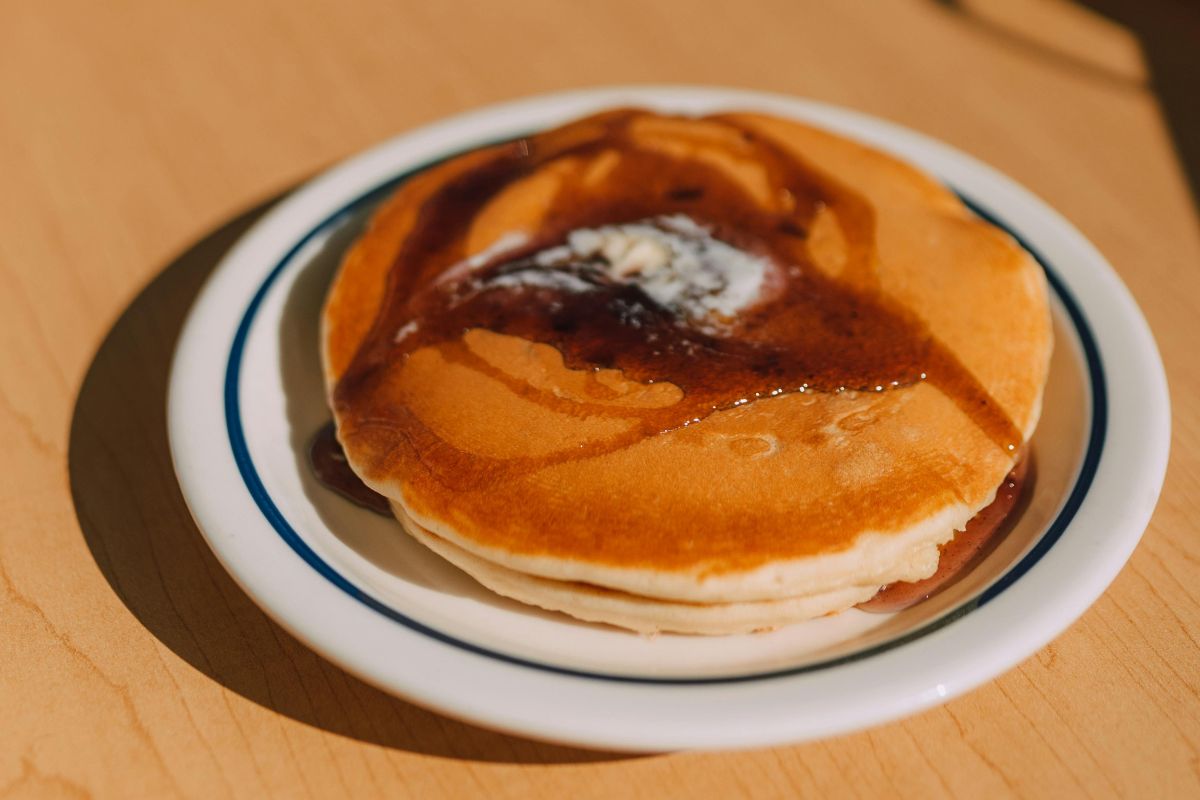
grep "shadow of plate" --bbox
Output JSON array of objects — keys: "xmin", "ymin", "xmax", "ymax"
[{"xmin": 67, "ymin": 189, "xmax": 633, "ymax": 764}]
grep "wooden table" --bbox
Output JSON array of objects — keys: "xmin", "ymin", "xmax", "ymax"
[{"xmin": 4, "ymin": 1, "xmax": 1197, "ymax": 796}]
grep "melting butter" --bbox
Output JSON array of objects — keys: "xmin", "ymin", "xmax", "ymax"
[{"xmin": 521, "ymin": 215, "xmax": 768, "ymax": 327}]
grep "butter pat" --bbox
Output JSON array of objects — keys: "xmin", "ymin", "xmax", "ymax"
[{"xmin": 520, "ymin": 215, "xmax": 768, "ymax": 328}]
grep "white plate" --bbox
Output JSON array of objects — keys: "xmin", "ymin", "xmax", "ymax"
[{"xmin": 168, "ymin": 86, "xmax": 1170, "ymax": 751}]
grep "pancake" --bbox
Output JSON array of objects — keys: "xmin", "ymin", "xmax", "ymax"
[
  {"xmin": 321, "ymin": 108, "xmax": 1052, "ymax": 633},
  {"xmin": 391, "ymin": 501, "xmax": 882, "ymax": 635}
]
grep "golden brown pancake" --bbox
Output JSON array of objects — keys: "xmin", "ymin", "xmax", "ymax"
[
  {"xmin": 391, "ymin": 501, "xmax": 883, "ymax": 635},
  {"xmin": 321, "ymin": 109, "xmax": 1052, "ymax": 632}
]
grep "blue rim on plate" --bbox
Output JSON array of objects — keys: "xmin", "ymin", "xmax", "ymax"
[{"xmin": 223, "ymin": 160, "xmax": 1107, "ymax": 686}]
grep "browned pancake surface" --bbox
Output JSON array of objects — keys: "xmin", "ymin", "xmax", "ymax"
[{"xmin": 322, "ymin": 109, "xmax": 1051, "ymax": 580}]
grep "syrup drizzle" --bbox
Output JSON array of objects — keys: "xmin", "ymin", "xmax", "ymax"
[{"xmin": 331, "ymin": 109, "xmax": 1022, "ymax": 491}]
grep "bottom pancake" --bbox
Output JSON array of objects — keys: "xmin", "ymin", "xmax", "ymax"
[{"xmin": 391, "ymin": 502, "xmax": 888, "ymax": 635}]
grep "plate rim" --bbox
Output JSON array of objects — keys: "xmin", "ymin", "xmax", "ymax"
[{"xmin": 168, "ymin": 85, "xmax": 1171, "ymax": 750}]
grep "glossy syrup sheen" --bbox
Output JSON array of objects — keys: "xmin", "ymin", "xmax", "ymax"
[{"xmin": 331, "ymin": 109, "xmax": 1022, "ymax": 489}]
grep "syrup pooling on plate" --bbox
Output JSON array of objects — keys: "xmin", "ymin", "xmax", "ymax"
[
  {"xmin": 332, "ymin": 109, "xmax": 1023, "ymax": 488},
  {"xmin": 309, "ymin": 422, "xmax": 391, "ymax": 515},
  {"xmin": 858, "ymin": 452, "xmax": 1033, "ymax": 612}
]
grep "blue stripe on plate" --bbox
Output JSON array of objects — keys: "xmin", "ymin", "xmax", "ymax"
[{"xmin": 223, "ymin": 162, "xmax": 1107, "ymax": 685}]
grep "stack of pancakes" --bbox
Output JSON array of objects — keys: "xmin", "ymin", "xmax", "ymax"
[{"xmin": 321, "ymin": 109, "xmax": 1052, "ymax": 634}]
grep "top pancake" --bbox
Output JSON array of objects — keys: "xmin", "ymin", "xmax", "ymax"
[{"xmin": 321, "ymin": 109, "xmax": 1052, "ymax": 604}]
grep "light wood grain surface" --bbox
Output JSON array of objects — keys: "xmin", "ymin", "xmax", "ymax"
[{"xmin": 3, "ymin": 0, "xmax": 1198, "ymax": 797}]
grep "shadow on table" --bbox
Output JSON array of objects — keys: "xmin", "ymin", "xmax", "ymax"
[
  {"xmin": 67, "ymin": 191, "xmax": 636, "ymax": 766},
  {"xmin": 935, "ymin": 0, "xmax": 1200, "ymax": 216},
  {"xmin": 1075, "ymin": 0, "xmax": 1200, "ymax": 212}
]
